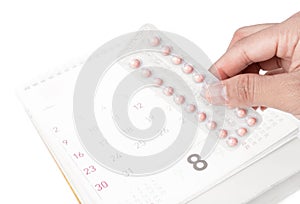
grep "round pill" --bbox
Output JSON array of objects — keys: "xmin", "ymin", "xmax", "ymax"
[
  {"xmin": 182, "ymin": 64, "xmax": 194, "ymax": 74},
  {"xmin": 219, "ymin": 129, "xmax": 228, "ymax": 139},
  {"xmin": 197, "ymin": 112, "xmax": 206, "ymax": 122},
  {"xmin": 174, "ymin": 95, "xmax": 185, "ymax": 105},
  {"xmin": 142, "ymin": 69, "xmax": 151, "ymax": 78},
  {"xmin": 171, "ymin": 56, "xmax": 182, "ymax": 65},
  {"xmin": 237, "ymin": 108, "xmax": 247, "ymax": 118},
  {"xmin": 162, "ymin": 46, "xmax": 172, "ymax": 56},
  {"xmin": 227, "ymin": 137, "xmax": 238, "ymax": 147},
  {"xmin": 206, "ymin": 121, "xmax": 217, "ymax": 130},
  {"xmin": 163, "ymin": 87, "xmax": 174, "ymax": 96},
  {"xmin": 150, "ymin": 36, "xmax": 160, "ymax": 46},
  {"xmin": 130, "ymin": 59, "xmax": 141, "ymax": 68},
  {"xmin": 193, "ymin": 73, "xmax": 205, "ymax": 83},
  {"xmin": 247, "ymin": 117, "xmax": 257, "ymax": 126},
  {"xmin": 186, "ymin": 104, "xmax": 196, "ymax": 112},
  {"xmin": 237, "ymin": 128, "xmax": 247, "ymax": 136},
  {"xmin": 154, "ymin": 78, "xmax": 163, "ymax": 86}
]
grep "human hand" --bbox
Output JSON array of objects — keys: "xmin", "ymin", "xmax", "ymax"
[{"xmin": 207, "ymin": 12, "xmax": 300, "ymax": 119}]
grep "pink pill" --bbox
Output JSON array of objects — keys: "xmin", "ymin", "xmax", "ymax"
[
  {"xmin": 162, "ymin": 46, "xmax": 172, "ymax": 56},
  {"xmin": 150, "ymin": 36, "xmax": 160, "ymax": 46},
  {"xmin": 174, "ymin": 95, "xmax": 185, "ymax": 105},
  {"xmin": 130, "ymin": 59, "xmax": 141, "ymax": 68},
  {"xmin": 197, "ymin": 112, "xmax": 206, "ymax": 122},
  {"xmin": 154, "ymin": 78, "xmax": 163, "ymax": 86},
  {"xmin": 171, "ymin": 56, "xmax": 183, "ymax": 65},
  {"xmin": 163, "ymin": 87, "xmax": 174, "ymax": 96},
  {"xmin": 219, "ymin": 129, "xmax": 228, "ymax": 139},
  {"xmin": 237, "ymin": 108, "xmax": 247, "ymax": 118},
  {"xmin": 142, "ymin": 69, "xmax": 151, "ymax": 78},
  {"xmin": 207, "ymin": 121, "xmax": 217, "ymax": 130},
  {"xmin": 193, "ymin": 73, "xmax": 205, "ymax": 83},
  {"xmin": 182, "ymin": 64, "xmax": 194, "ymax": 74},
  {"xmin": 247, "ymin": 117, "xmax": 257, "ymax": 126},
  {"xmin": 186, "ymin": 104, "xmax": 196, "ymax": 113},
  {"xmin": 237, "ymin": 128, "xmax": 247, "ymax": 136},
  {"xmin": 227, "ymin": 137, "xmax": 238, "ymax": 147}
]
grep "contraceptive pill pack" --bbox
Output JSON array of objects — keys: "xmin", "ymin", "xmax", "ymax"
[{"xmin": 115, "ymin": 24, "xmax": 262, "ymax": 153}]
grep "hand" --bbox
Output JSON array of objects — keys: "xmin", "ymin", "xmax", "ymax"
[{"xmin": 207, "ymin": 12, "xmax": 300, "ymax": 119}]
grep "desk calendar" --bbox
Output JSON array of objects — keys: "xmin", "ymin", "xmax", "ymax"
[{"xmin": 17, "ymin": 25, "xmax": 299, "ymax": 203}]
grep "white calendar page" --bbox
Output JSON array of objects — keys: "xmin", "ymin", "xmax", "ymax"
[{"xmin": 17, "ymin": 60, "xmax": 299, "ymax": 204}]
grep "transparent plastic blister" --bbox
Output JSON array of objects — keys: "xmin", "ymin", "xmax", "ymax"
[{"xmin": 116, "ymin": 24, "xmax": 262, "ymax": 153}]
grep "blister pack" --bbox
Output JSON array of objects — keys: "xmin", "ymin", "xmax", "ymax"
[{"xmin": 115, "ymin": 24, "xmax": 262, "ymax": 153}]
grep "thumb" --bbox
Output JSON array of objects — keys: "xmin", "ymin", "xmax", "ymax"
[{"xmin": 206, "ymin": 73, "xmax": 292, "ymax": 109}]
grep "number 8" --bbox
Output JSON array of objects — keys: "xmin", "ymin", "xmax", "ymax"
[{"xmin": 187, "ymin": 154, "xmax": 208, "ymax": 171}]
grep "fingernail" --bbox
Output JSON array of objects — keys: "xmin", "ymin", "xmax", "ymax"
[
  {"xmin": 209, "ymin": 64, "xmax": 225, "ymax": 80},
  {"xmin": 205, "ymin": 82, "xmax": 228, "ymax": 105},
  {"xmin": 208, "ymin": 65, "xmax": 219, "ymax": 78}
]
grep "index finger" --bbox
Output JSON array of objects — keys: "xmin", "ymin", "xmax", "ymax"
[
  {"xmin": 210, "ymin": 26, "xmax": 279, "ymax": 79},
  {"xmin": 227, "ymin": 23, "xmax": 276, "ymax": 50}
]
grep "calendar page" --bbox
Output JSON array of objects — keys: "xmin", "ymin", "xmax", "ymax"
[{"xmin": 17, "ymin": 26, "xmax": 299, "ymax": 204}]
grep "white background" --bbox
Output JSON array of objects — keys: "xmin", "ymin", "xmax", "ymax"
[{"xmin": 0, "ymin": 0, "xmax": 300, "ymax": 203}]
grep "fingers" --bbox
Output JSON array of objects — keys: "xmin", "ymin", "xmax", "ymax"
[
  {"xmin": 209, "ymin": 24, "xmax": 277, "ymax": 79},
  {"xmin": 212, "ymin": 56, "xmax": 284, "ymax": 78},
  {"xmin": 207, "ymin": 12, "xmax": 300, "ymax": 118},
  {"xmin": 227, "ymin": 23, "xmax": 276, "ymax": 50},
  {"xmin": 210, "ymin": 25, "xmax": 280, "ymax": 80},
  {"xmin": 206, "ymin": 73, "xmax": 299, "ymax": 112}
]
